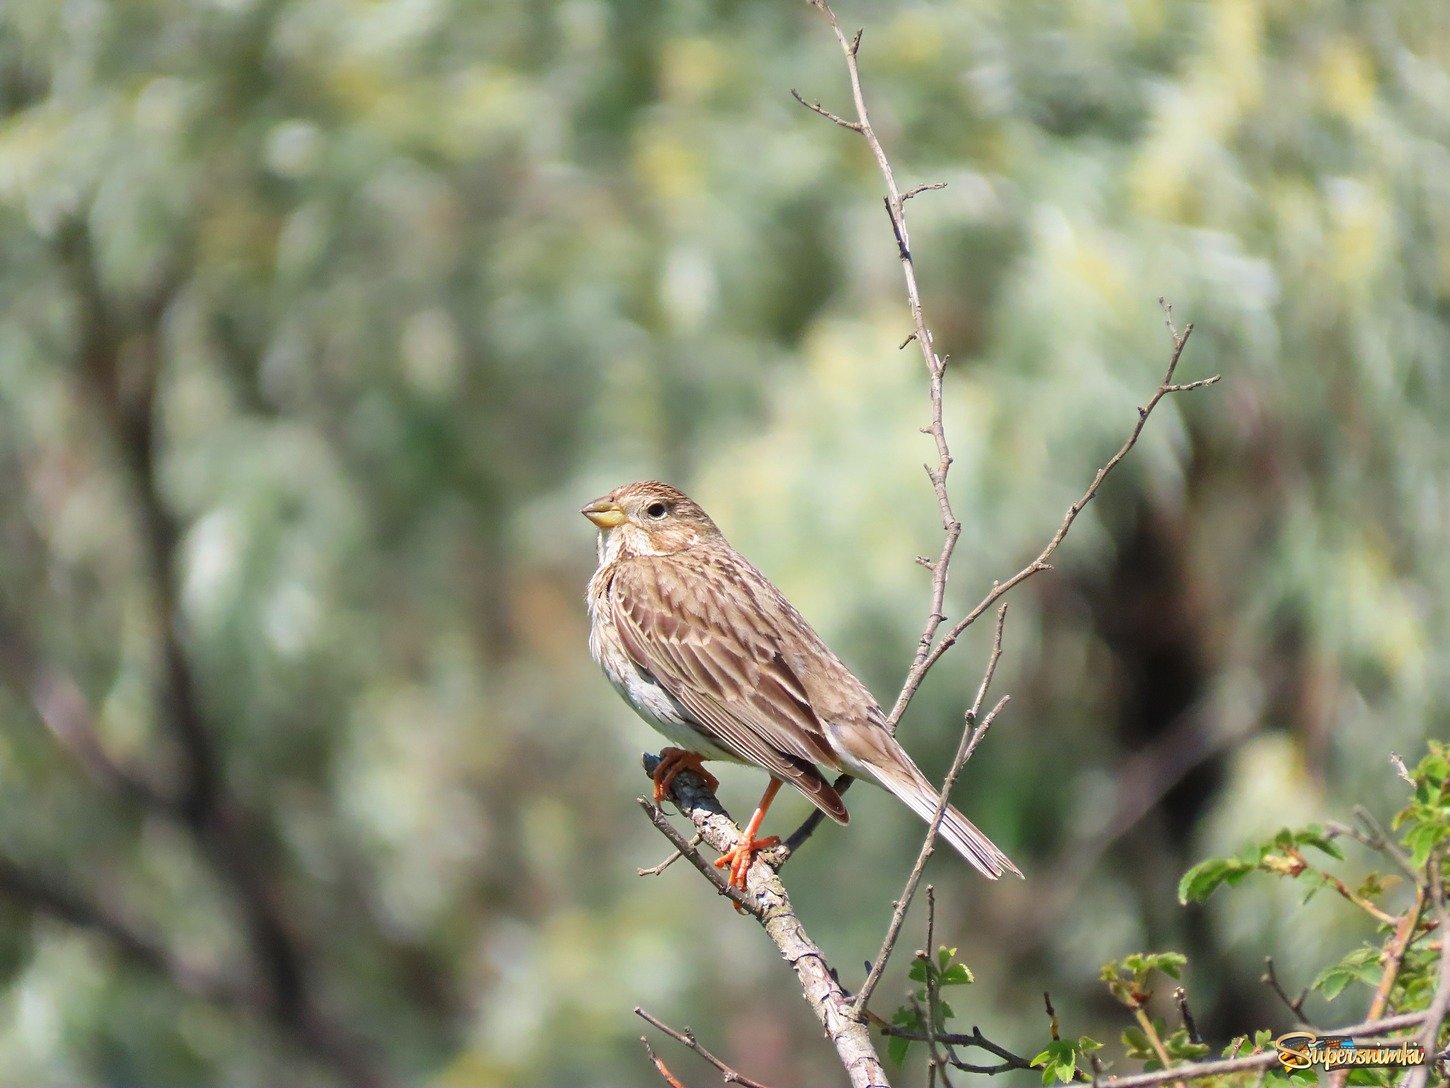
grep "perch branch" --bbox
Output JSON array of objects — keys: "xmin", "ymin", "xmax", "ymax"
[{"xmin": 640, "ymin": 757, "xmax": 889, "ymax": 1088}]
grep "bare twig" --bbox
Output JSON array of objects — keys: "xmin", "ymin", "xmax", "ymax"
[
  {"xmin": 1261, "ymin": 957, "xmax": 1309, "ymax": 1023},
  {"xmin": 637, "ymin": 1008, "xmax": 776, "ymax": 1088},
  {"xmin": 1351, "ymin": 805, "xmax": 1421, "ymax": 884},
  {"xmin": 641, "ymin": 1035, "xmax": 691, "ymax": 1088},
  {"xmin": 789, "ymin": 88, "xmax": 863, "ymax": 131},
  {"xmin": 1173, "ymin": 988, "xmax": 1201, "ymax": 1045},
  {"xmin": 878, "ymin": 1022, "xmax": 1050, "ymax": 1077},
  {"xmin": 1045, "ymin": 991, "xmax": 1062, "ymax": 1042},
  {"xmin": 902, "ymin": 182, "xmax": 947, "ymax": 201},
  {"xmin": 886, "ymin": 300, "xmax": 1216, "ymax": 727},
  {"xmin": 638, "ymin": 835, "xmax": 703, "ymax": 877},
  {"xmin": 1391, "ymin": 752, "xmax": 1415, "ymax": 787},
  {"xmin": 793, "ymin": 0, "xmax": 966, "ymax": 735}
]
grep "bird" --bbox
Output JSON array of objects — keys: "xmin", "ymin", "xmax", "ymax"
[{"xmin": 582, "ymin": 479, "xmax": 1020, "ymax": 891}]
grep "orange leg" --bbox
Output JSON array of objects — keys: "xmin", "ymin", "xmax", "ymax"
[
  {"xmin": 652, "ymin": 747, "xmax": 720, "ymax": 803},
  {"xmin": 714, "ymin": 779, "xmax": 783, "ymax": 891}
]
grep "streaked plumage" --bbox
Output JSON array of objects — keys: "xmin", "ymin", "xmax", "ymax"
[{"xmin": 584, "ymin": 480, "xmax": 1019, "ymax": 883}]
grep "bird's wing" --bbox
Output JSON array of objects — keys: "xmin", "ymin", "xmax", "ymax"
[{"xmin": 609, "ymin": 553, "xmax": 849, "ymax": 824}]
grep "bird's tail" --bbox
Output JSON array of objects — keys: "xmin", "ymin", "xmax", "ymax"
[{"xmin": 868, "ymin": 756, "xmax": 1021, "ymax": 880}]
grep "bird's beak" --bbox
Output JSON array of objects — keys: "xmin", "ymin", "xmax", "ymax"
[{"xmin": 581, "ymin": 498, "xmax": 627, "ymax": 529}]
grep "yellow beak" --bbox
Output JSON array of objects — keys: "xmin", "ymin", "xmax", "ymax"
[{"xmin": 581, "ymin": 498, "xmax": 627, "ymax": 529}]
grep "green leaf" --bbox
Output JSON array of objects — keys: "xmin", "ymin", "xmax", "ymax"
[
  {"xmin": 1032, "ymin": 1040, "xmax": 1078, "ymax": 1085},
  {"xmin": 1178, "ymin": 857, "xmax": 1256, "ymax": 903},
  {"xmin": 1345, "ymin": 1068, "xmax": 1394, "ymax": 1087},
  {"xmin": 1403, "ymin": 821, "xmax": 1447, "ymax": 869},
  {"xmin": 940, "ymin": 962, "xmax": 974, "ymax": 986},
  {"xmin": 1150, "ymin": 952, "xmax": 1187, "ymax": 979},
  {"xmin": 887, "ymin": 1033, "xmax": 911, "ymax": 1066},
  {"xmin": 1121, "ymin": 1026, "xmax": 1154, "ymax": 1061},
  {"xmin": 1293, "ymin": 827, "xmax": 1345, "ymax": 860},
  {"xmin": 1312, "ymin": 946, "xmax": 1381, "ymax": 1000},
  {"xmin": 887, "ymin": 1005, "xmax": 920, "ymax": 1065}
]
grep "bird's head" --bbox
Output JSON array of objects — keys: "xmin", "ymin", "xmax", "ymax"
[{"xmin": 581, "ymin": 481, "xmax": 721, "ymax": 559}]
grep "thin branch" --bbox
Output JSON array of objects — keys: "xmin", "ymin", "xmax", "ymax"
[
  {"xmin": 887, "ymin": 300, "xmax": 1217, "ymax": 726},
  {"xmin": 1404, "ymin": 857, "xmax": 1450, "ymax": 1088},
  {"xmin": 902, "ymin": 182, "xmax": 947, "ymax": 201},
  {"xmin": 852, "ymin": 691, "xmax": 1011, "ymax": 1018},
  {"xmin": 917, "ymin": 888, "xmax": 953, "ymax": 1088},
  {"xmin": 1045, "ymin": 991, "xmax": 1062, "ymax": 1042},
  {"xmin": 638, "ymin": 835, "xmax": 703, "ymax": 877},
  {"xmin": 1088, "ymin": 1011, "xmax": 1432, "ymax": 1088},
  {"xmin": 878, "ymin": 1022, "xmax": 1048, "ymax": 1077},
  {"xmin": 1369, "ymin": 887, "xmax": 1426, "ymax": 1022},
  {"xmin": 636, "ymin": 1008, "xmax": 777, "ymax": 1088},
  {"xmin": 1261, "ymin": 957, "xmax": 1309, "ymax": 1023},
  {"xmin": 789, "ymin": 88, "xmax": 863, "ymax": 131},
  {"xmin": 1390, "ymin": 752, "xmax": 1414, "ymax": 787},
  {"xmin": 794, "ymin": 0, "xmax": 964, "ymax": 738},
  {"xmin": 641, "ymin": 1035, "xmax": 690, "ymax": 1088},
  {"xmin": 1351, "ymin": 805, "xmax": 1421, "ymax": 884}
]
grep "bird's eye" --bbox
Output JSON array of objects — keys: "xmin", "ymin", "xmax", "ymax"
[{"xmin": 645, "ymin": 501, "xmax": 668, "ymax": 519}]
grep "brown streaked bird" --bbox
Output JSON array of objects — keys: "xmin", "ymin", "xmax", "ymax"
[{"xmin": 582, "ymin": 480, "xmax": 1020, "ymax": 891}]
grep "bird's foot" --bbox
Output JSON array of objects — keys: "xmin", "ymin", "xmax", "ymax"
[
  {"xmin": 714, "ymin": 832, "xmax": 781, "ymax": 891},
  {"xmin": 652, "ymin": 748, "xmax": 719, "ymax": 803}
]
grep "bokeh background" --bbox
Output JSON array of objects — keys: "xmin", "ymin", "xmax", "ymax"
[{"xmin": 1, "ymin": 0, "xmax": 1447, "ymax": 1084}]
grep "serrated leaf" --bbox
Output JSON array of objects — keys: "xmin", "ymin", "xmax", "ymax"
[
  {"xmin": 1312, "ymin": 946, "xmax": 1381, "ymax": 1000},
  {"xmin": 940, "ymin": 963, "xmax": 973, "ymax": 986},
  {"xmin": 1152, "ymin": 952, "xmax": 1187, "ymax": 979},
  {"xmin": 909, "ymin": 958, "xmax": 928, "ymax": 984},
  {"xmin": 1403, "ymin": 822, "xmax": 1447, "ymax": 869},
  {"xmin": 887, "ymin": 1033, "xmax": 911, "ymax": 1066},
  {"xmin": 1032, "ymin": 1040, "xmax": 1078, "ymax": 1086}
]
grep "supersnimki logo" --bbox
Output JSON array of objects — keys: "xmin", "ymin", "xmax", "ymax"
[{"xmin": 1273, "ymin": 1031, "xmax": 1427, "ymax": 1072}]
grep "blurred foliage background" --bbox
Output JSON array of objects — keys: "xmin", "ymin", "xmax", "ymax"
[{"xmin": 0, "ymin": 0, "xmax": 1447, "ymax": 1084}]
